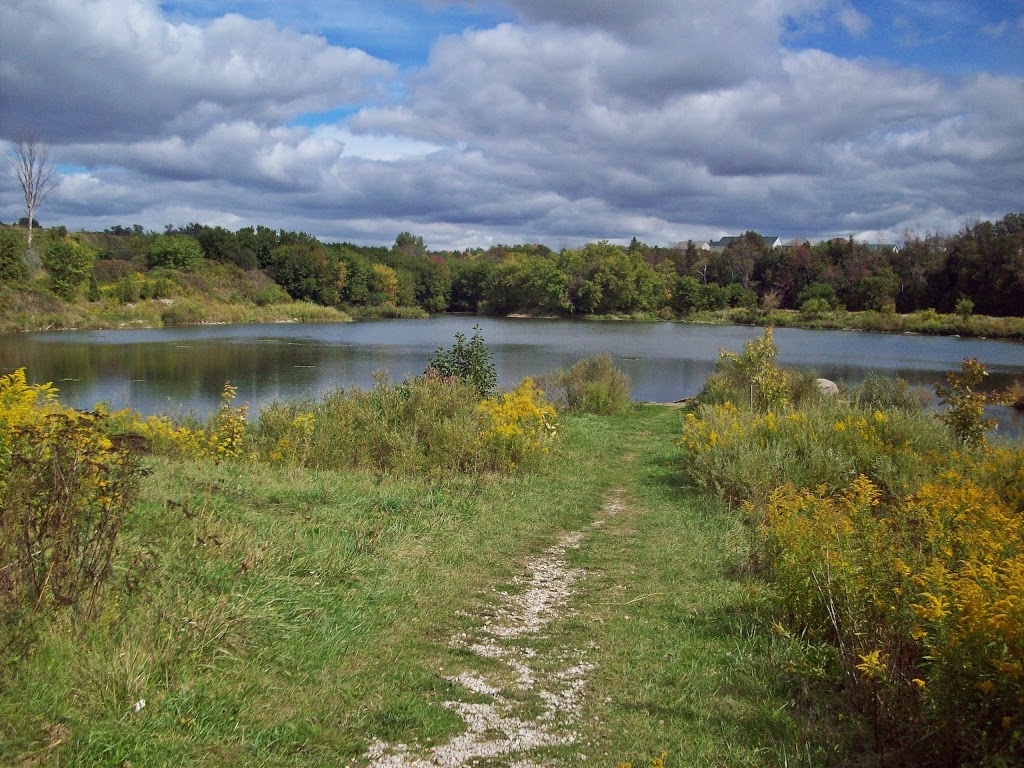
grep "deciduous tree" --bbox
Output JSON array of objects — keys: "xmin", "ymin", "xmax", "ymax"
[{"xmin": 9, "ymin": 137, "xmax": 59, "ymax": 248}]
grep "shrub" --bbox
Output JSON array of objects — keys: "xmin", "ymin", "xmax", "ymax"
[
  {"xmin": 111, "ymin": 382, "xmax": 247, "ymax": 460},
  {"xmin": 427, "ymin": 325, "xmax": 498, "ymax": 398},
  {"xmin": 478, "ymin": 378, "xmax": 558, "ymax": 470},
  {"xmin": 249, "ymin": 374, "xmax": 557, "ymax": 475},
  {"xmin": 0, "ymin": 369, "xmax": 142, "ymax": 662},
  {"xmin": 42, "ymin": 238, "xmax": 94, "ymax": 300},
  {"xmin": 700, "ymin": 328, "xmax": 789, "ymax": 412},
  {"xmin": 0, "ymin": 228, "xmax": 28, "ymax": 282},
  {"xmin": 764, "ymin": 471, "xmax": 1024, "ymax": 763},
  {"xmin": 160, "ymin": 300, "xmax": 206, "ymax": 326},
  {"xmin": 935, "ymin": 357, "xmax": 1012, "ymax": 449},
  {"xmin": 855, "ymin": 373, "xmax": 926, "ymax": 413},
  {"xmin": 680, "ymin": 360, "xmax": 1024, "ymax": 764},
  {"xmin": 539, "ymin": 354, "xmax": 632, "ymax": 414},
  {"xmin": 145, "ymin": 234, "xmax": 202, "ymax": 270},
  {"xmin": 678, "ymin": 399, "xmax": 951, "ymax": 507}
]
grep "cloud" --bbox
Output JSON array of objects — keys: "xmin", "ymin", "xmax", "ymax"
[
  {"xmin": 838, "ymin": 6, "xmax": 871, "ymax": 36},
  {"xmin": 1, "ymin": 0, "xmax": 1021, "ymax": 249},
  {"xmin": 0, "ymin": 0, "xmax": 395, "ymax": 142}
]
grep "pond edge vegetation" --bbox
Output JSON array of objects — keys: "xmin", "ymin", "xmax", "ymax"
[
  {"xmin": 2, "ymin": 213, "xmax": 1024, "ymax": 339},
  {"xmin": 1, "ymin": 327, "xmax": 1022, "ymax": 766}
]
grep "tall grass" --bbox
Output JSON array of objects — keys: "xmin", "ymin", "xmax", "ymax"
[
  {"xmin": 538, "ymin": 353, "xmax": 633, "ymax": 415},
  {"xmin": 677, "ymin": 331, "xmax": 1024, "ymax": 764}
]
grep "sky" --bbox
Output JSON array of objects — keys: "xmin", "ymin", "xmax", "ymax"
[{"xmin": 1, "ymin": 0, "xmax": 1022, "ymax": 250}]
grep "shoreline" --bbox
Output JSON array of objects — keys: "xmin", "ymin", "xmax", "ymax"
[{"xmin": 2, "ymin": 292, "xmax": 1024, "ymax": 342}]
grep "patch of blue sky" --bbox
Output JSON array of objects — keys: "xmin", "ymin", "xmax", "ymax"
[
  {"xmin": 783, "ymin": 1, "xmax": 1024, "ymax": 77},
  {"xmin": 288, "ymin": 107, "xmax": 361, "ymax": 130}
]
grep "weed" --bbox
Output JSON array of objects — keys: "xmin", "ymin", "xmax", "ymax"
[
  {"xmin": 539, "ymin": 353, "xmax": 633, "ymax": 415},
  {"xmin": 935, "ymin": 357, "xmax": 1013, "ymax": 448},
  {"xmin": 0, "ymin": 370, "xmax": 143, "ymax": 663},
  {"xmin": 426, "ymin": 324, "xmax": 497, "ymax": 397}
]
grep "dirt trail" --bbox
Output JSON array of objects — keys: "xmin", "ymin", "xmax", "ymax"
[{"xmin": 363, "ymin": 494, "xmax": 626, "ymax": 768}]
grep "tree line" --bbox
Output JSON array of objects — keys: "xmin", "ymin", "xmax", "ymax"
[{"xmin": 1, "ymin": 213, "xmax": 1022, "ymax": 318}]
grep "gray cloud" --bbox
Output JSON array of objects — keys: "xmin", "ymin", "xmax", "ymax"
[
  {"xmin": 2, "ymin": 0, "xmax": 1021, "ymax": 249},
  {"xmin": 0, "ymin": 0, "xmax": 394, "ymax": 142}
]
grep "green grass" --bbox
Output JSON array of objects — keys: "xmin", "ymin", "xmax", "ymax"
[
  {"xmin": 0, "ymin": 407, "xmax": 844, "ymax": 766},
  {"xmin": 678, "ymin": 306, "xmax": 1024, "ymax": 340}
]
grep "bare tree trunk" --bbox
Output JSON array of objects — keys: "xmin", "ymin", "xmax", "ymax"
[{"xmin": 10, "ymin": 136, "xmax": 57, "ymax": 248}]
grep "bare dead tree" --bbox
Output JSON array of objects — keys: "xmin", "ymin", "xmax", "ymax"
[{"xmin": 10, "ymin": 136, "xmax": 58, "ymax": 247}]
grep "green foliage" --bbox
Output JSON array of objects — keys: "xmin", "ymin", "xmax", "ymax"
[
  {"xmin": 955, "ymin": 294, "xmax": 975, "ymax": 319},
  {"xmin": 712, "ymin": 328, "xmax": 789, "ymax": 412},
  {"xmin": 934, "ymin": 357, "xmax": 1012, "ymax": 448},
  {"xmin": 0, "ymin": 228, "xmax": 28, "ymax": 282},
  {"xmin": 145, "ymin": 234, "xmax": 203, "ymax": 270},
  {"xmin": 856, "ymin": 373, "xmax": 925, "ymax": 413},
  {"xmin": 86, "ymin": 272, "xmax": 101, "ymax": 302},
  {"xmin": 679, "ymin": 398, "xmax": 951, "ymax": 507},
  {"xmin": 113, "ymin": 272, "xmax": 175, "ymax": 304},
  {"xmin": 670, "ymin": 275, "xmax": 702, "ymax": 314},
  {"xmin": 799, "ymin": 297, "xmax": 830, "ymax": 317},
  {"xmin": 795, "ymin": 282, "xmax": 840, "ymax": 310},
  {"xmin": 539, "ymin": 354, "xmax": 633, "ymax": 414},
  {"xmin": 267, "ymin": 242, "xmax": 343, "ymax": 305},
  {"xmin": 680, "ymin": 361, "xmax": 1024, "ymax": 765},
  {"xmin": 427, "ymin": 325, "xmax": 498, "ymax": 398},
  {"xmin": 251, "ymin": 373, "xmax": 555, "ymax": 474},
  {"xmin": 42, "ymin": 238, "xmax": 94, "ymax": 300}
]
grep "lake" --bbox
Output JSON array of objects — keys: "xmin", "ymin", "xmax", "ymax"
[{"xmin": 1, "ymin": 317, "xmax": 1022, "ymax": 436}]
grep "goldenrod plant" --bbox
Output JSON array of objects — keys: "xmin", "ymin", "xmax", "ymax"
[
  {"xmin": 679, "ymin": 358, "xmax": 1024, "ymax": 763},
  {"xmin": 0, "ymin": 369, "xmax": 142, "ymax": 662}
]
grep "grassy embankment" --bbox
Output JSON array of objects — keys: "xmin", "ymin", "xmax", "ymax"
[
  {"xmin": 0, "ymin": 262, "xmax": 351, "ymax": 333},
  {"xmin": 0, "ymin": 358, "xmax": 837, "ymax": 767},
  {"xmin": 588, "ymin": 306, "xmax": 1024, "ymax": 340}
]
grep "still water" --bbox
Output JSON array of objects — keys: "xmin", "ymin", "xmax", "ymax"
[{"xmin": 1, "ymin": 317, "xmax": 1021, "ymax": 434}]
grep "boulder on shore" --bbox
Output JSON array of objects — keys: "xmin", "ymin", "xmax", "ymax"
[{"xmin": 816, "ymin": 378, "xmax": 839, "ymax": 396}]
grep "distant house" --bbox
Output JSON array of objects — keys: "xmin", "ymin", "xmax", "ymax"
[
  {"xmin": 707, "ymin": 234, "xmax": 783, "ymax": 252},
  {"xmin": 707, "ymin": 236, "xmax": 741, "ymax": 252},
  {"xmin": 865, "ymin": 242, "xmax": 901, "ymax": 254},
  {"xmin": 786, "ymin": 238, "xmax": 811, "ymax": 249}
]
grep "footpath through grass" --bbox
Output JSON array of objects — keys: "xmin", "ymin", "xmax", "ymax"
[{"xmin": 1, "ymin": 406, "xmax": 834, "ymax": 767}]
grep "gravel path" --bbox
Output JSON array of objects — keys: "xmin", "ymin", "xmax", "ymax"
[{"xmin": 363, "ymin": 496, "xmax": 624, "ymax": 768}]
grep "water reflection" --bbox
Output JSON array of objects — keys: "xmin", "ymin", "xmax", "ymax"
[{"xmin": 0, "ymin": 318, "xmax": 1020, "ymax": 435}]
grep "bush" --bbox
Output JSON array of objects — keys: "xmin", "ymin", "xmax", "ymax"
[
  {"xmin": 698, "ymin": 328, "xmax": 789, "ymax": 412},
  {"xmin": 855, "ymin": 373, "xmax": 926, "ymax": 413},
  {"xmin": 160, "ymin": 300, "xmax": 206, "ymax": 326},
  {"xmin": 478, "ymin": 378, "xmax": 558, "ymax": 470},
  {"xmin": 250, "ymin": 373, "xmax": 556, "ymax": 475},
  {"xmin": 680, "ymin": 361, "xmax": 1024, "ymax": 764},
  {"xmin": 764, "ymin": 471, "xmax": 1024, "ymax": 763},
  {"xmin": 145, "ymin": 234, "xmax": 203, "ymax": 270},
  {"xmin": 678, "ymin": 398, "xmax": 951, "ymax": 507},
  {"xmin": 539, "ymin": 354, "xmax": 632, "ymax": 414},
  {"xmin": 427, "ymin": 325, "xmax": 498, "ymax": 398},
  {"xmin": 42, "ymin": 238, "xmax": 94, "ymax": 300},
  {"xmin": 935, "ymin": 357, "xmax": 1012, "ymax": 449},
  {"xmin": 0, "ymin": 369, "xmax": 142, "ymax": 663},
  {"xmin": 110, "ymin": 382, "xmax": 247, "ymax": 460},
  {"xmin": 0, "ymin": 228, "xmax": 28, "ymax": 282}
]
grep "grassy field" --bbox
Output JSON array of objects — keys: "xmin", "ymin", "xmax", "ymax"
[{"xmin": 0, "ymin": 405, "xmax": 839, "ymax": 767}]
